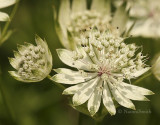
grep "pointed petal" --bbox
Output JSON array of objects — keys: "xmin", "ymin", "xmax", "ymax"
[
  {"xmin": 56, "ymin": 49, "xmax": 92, "ymax": 71},
  {"xmin": 73, "ymin": 77, "xmax": 99, "ymax": 106},
  {"xmin": 112, "ymin": 2, "xmax": 128, "ymax": 34},
  {"xmin": 8, "ymin": 57, "xmax": 20, "ymax": 70},
  {"xmin": 72, "ymin": 0, "xmax": 86, "ymax": 13},
  {"xmin": 0, "ymin": 0, "xmax": 16, "ymax": 9},
  {"xmin": 117, "ymin": 82, "xmax": 149, "ymax": 101},
  {"xmin": 0, "ymin": 12, "xmax": 9, "ymax": 22},
  {"xmin": 63, "ymin": 82, "xmax": 87, "ymax": 95},
  {"xmin": 103, "ymin": 80, "xmax": 116, "ymax": 115},
  {"xmin": 17, "ymin": 44, "xmax": 27, "ymax": 55},
  {"xmin": 131, "ymin": 67, "xmax": 150, "ymax": 78},
  {"xmin": 88, "ymin": 80, "xmax": 103, "ymax": 116},
  {"xmin": 122, "ymin": 82, "xmax": 154, "ymax": 95},
  {"xmin": 91, "ymin": 0, "xmax": 111, "ymax": 14},
  {"xmin": 108, "ymin": 81, "xmax": 135, "ymax": 110}
]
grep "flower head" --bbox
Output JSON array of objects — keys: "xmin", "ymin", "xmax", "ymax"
[
  {"xmin": 52, "ymin": 28, "xmax": 154, "ymax": 116},
  {"xmin": 0, "ymin": 0, "xmax": 16, "ymax": 22},
  {"xmin": 9, "ymin": 35, "xmax": 52, "ymax": 82},
  {"xmin": 54, "ymin": 0, "xmax": 129, "ymax": 50}
]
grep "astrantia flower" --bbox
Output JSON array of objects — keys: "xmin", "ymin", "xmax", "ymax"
[
  {"xmin": 54, "ymin": 0, "xmax": 129, "ymax": 50},
  {"xmin": 126, "ymin": 0, "xmax": 160, "ymax": 38},
  {"xmin": 9, "ymin": 35, "xmax": 52, "ymax": 82},
  {"xmin": 51, "ymin": 28, "xmax": 154, "ymax": 116},
  {"xmin": 152, "ymin": 56, "xmax": 160, "ymax": 81},
  {"xmin": 0, "ymin": 0, "xmax": 16, "ymax": 21}
]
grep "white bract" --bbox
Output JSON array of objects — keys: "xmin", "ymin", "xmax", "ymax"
[
  {"xmin": 51, "ymin": 28, "xmax": 154, "ymax": 116},
  {"xmin": 127, "ymin": 0, "xmax": 160, "ymax": 38},
  {"xmin": 0, "ymin": 0, "xmax": 16, "ymax": 22},
  {"xmin": 152, "ymin": 56, "xmax": 160, "ymax": 81},
  {"xmin": 9, "ymin": 35, "xmax": 52, "ymax": 82},
  {"xmin": 55, "ymin": 0, "xmax": 129, "ymax": 50}
]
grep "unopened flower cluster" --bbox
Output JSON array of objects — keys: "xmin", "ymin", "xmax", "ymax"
[
  {"xmin": 52, "ymin": 28, "xmax": 153, "ymax": 116},
  {"xmin": 9, "ymin": 36, "xmax": 52, "ymax": 82}
]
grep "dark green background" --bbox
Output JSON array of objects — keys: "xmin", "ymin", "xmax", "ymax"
[{"xmin": 0, "ymin": 0, "xmax": 160, "ymax": 125}]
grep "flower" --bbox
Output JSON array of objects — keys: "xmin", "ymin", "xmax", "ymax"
[
  {"xmin": 9, "ymin": 35, "xmax": 52, "ymax": 82},
  {"xmin": 152, "ymin": 56, "xmax": 160, "ymax": 81},
  {"xmin": 126, "ymin": 0, "xmax": 160, "ymax": 38},
  {"xmin": 0, "ymin": 0, "xmax": 16, "ymax": 22},
  {"xmin": 51, "ymin": 28, "xmax": 154, "ymax": 116},
  {"xmin": 54, "ymin": 0, "xmax": 130, "ymax": 50}
]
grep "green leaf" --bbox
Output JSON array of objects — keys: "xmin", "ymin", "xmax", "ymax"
[
  {"xmin": 91, "ymin": 0, "xmax": 111, "ymax": 14},
  {"xmin": 72, "ymin": 0, "xmax": 87, "ymax": 13}
]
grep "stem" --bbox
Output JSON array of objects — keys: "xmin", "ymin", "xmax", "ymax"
[
  {"xmin": 133, "ymin": 71, "xmax": 152, "ymax": 84},
  {"xmin": 47, "ymin": 75, "xmax": 65, "ymax": 90},
  {"xmin": 0, "ymin": 78, "xmax": 15, "ymax": 123},
  {"xmin": 0, "ymin": 0, "xmax": 19, "ymax": 45}
]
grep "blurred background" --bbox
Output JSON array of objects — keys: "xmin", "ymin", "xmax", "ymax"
[{"xmin": 0, "ymin": 0, "xmax": 160, "ymax": 125}]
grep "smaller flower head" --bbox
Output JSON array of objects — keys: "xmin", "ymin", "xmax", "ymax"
[
  {"xmin": 9, "ymin": 35, "xmax": 52, "ymax": 82},
  {"xmin": 52, "ymin": 28, "xmax": 154, "ymax": 116},
  {"xmin": 152, "ymin": 55, "xmax": 160, "ymax": 81}
]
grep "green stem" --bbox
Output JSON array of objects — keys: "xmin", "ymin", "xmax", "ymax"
[
  {"xmin": 47, "ymin": 75, "xmax": 65, "ymax": 90},
  {"xmin": 133, "ymin": 70, "xmax": 152, "ymax": 84},
  {"xmin": 0, "ymin": 0, "xmax": 19, "ymax": 45},
  {"xmin": 0, "ymin": 78, "xmax": 15, "ymax": 123}
]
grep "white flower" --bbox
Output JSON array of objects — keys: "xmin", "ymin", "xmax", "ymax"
[
  {"xmin": 152, "ymin": 56, "xmax": 160, "ymax": 81},
  {"xmin": 0, "ymin": 0, "xmax": 16, "ymax": 22},
  {"xmin": 54, "ymin": 0, "xmax": 129, "ymax": 50},
  {"xmin": 126, "ymin": 0, "xmax": 160, "ymax": 38},
  {"xmin": 9, "ymin": 35, "xmax": 52, "ymax": 82},
  {"xmin": 51, "ymin": 28, "xmax": 154, "ymax": 116}
]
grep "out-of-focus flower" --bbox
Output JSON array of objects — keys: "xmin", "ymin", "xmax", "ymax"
[
  {"xmin": 54, "ymin": 0, "xmax": 130, "ymax": 50},
  {"xmin": 152, "ymin": 56, "xmax": 160, "ymax": 81},
  {"xmin": 51, "ymin": 28, "xmax": 154, "ymax": 116},
  {"xmin": 9, "ymin": 35, "xmax": 52, "ymax": 82},
  {"xmin": 125, "ymin": 0, "xmax": 160, "ymax": 38},
  {"xmin": 0, "ymin": 0, "xmax": 16, "ymax": 22}
]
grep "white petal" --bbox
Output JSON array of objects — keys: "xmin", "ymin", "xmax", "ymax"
[
  {"xmin": 8, "ymin": 57, "xmax": 20, "ymax": 70},
  {"xmin": 117, "ymin": 82, "xmax": 149, "ymax": 101},
  {"xmin": 91, "ymin": 0, "xmax": 111, "ymax": 14},
  {"xmin": 131, "ymin": 67, "xmax": 150, "ymax": 78},
  {"xmin": 56, "ymin": 49, "xmax": 92, "ymax": 71},
  {"xmin": 88, "ymin": 80, "xmax": 103, "ymax": 116},
  {"xmin": 103, "ymin": 80, "xmax": 116, "ymax": 115},
  {"xmin": 63, "ymin": 82, "xmax": 87, "ymax": 95},
  {"xmin": 122, "ymin": 82, "xmax": 154, "ymax": 95},
  {"xmin": 72, "ymin": 0, "xmax": 86, "ymax": 13},
  {"xmin": 0, "ymin": 12, "xmax": 9, "ymax": 21},
  {"xmin": 108, "ymin": 81, "xmax": 136, "ymax": 110},
  {"xmin": 73, "ymin": 77, "xmax": 99, "ymax": 106},
  {"xmin": 0, "ymin": 0, "xmax": 16, "ymax": 9}
]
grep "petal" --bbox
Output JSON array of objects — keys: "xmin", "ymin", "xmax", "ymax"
[
  {"xmin": 51, "ymin": 72, "xmax": 96, "ymax": 84},
  {"xmin": 56, "ymin": 49, "xmax": 92, "ymax": 71},
  {"xmin": 122, "ymin": 82, "xmax": 154, "ymax": 95},
  {"xmin": 117, "ymin": 82, "xmax": 149, "ymax": 101},
  {"xmin": 0, "ymin": 0, "xmax": 16, "ymax": 9},
  {"xmin": 103, "ymin": 80, "xmax": 116, "ymax": 115},
  {"xmin": 131, "ymin": 67, "xmax": 150, "ymax": 78},
  {"xmin": 108, "ymin": 81, "xmax": 136, "ymax": 110},
  {"xmin": 112, "ymin": 1, "xmax": 128, "ymax": 34},
  {"xmin": 88, "ymin": 80, "xmax": 103, "ymax": 116},
  {"xmin": 91, "ymin": 0, "xmax": 111, "ymax": 14},
  {"xmin": 63, "ymin": 82, "xmax": 87, "ymax": 95},
  {"xmin": 72, "ymin": 0, "xmax": 86, "ymax": 13},
  {"xmin": 8, "ymin": 57, "xmax": 20, "ymax": 70},
  {"xmin": 73, "ymin": 77, "xmax": 99, "ymax": 106},
  {"xmin": 0, "ymin": 12, "xmax": 9, "ymax": 22}
]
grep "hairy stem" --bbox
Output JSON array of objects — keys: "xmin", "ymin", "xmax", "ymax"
[
  {"xmin": 47, "ymin": 75, "xmax": 65, "ymax": 90},
  {"xmin": 0, "ymin": 0, "xmax": 19, "ymax": 45}
]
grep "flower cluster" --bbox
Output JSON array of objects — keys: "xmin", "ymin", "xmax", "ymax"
[
  {"xmin": 9, "ymin": 35, "xmax": 52, "ymax": 82},
  {"xmin": 52, "ymin": 28, "xmax": 153, "ymax": 116}
]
